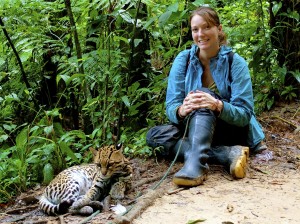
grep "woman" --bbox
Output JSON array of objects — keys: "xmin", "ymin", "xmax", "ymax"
[{"xmin": 147, "ymin": 6, "xmax": 265, "ymax": 187}]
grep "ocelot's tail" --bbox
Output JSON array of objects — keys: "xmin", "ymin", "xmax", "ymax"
[{"xmin": 39, "ymin": 195, "xmax": 73, "ymax": 215}]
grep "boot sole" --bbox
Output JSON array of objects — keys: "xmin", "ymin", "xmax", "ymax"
[
  {"xmin": 230, "ymin": 146, "xmax": 249, "ymax": 179},
  {"xmin": 173, "ymin": 174, "xmax": 208, "ymax": 187}
]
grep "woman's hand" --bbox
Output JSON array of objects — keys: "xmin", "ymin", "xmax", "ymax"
[
  {"xmin": 189, "ymin": 90, "xmax": 218, "ymax": 110},
  {"xmin": 177, "ymin": 91, "xmax": 195, "ymax": 117},
  {"xmin": 178, "ymin": 90, "xmax": 222, "ymax": 118}
]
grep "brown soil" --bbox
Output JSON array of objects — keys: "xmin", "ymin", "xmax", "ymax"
[{"xmin": 0, "ymin": 101, "xmax": 299, "ymax": 224}]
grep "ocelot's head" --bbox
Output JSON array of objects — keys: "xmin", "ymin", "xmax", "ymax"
[{"xmin": 94, "ymin": 143, "xmax": 129, "ymax": 178}]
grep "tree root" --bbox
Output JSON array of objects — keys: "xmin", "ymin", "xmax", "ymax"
[
  {"xmin": 78, "ymin": 210, "xmax": 100, "ymax": 224},
  {"xmin": 113, "ymin": 181, "xmax": 169, "ymax": 224}
]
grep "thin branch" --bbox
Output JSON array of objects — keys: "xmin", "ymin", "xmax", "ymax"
[
  {"xmin": 0, "ymin": 17, "xmax": 31, "ymax": 89},
  {"xmin": 270, "ymin": 115, "xmax": 298, "ymax": 129},
  {"xmin": 78, "ymin": 210, "xmax": 100, "ymax": 224},
  {"xmin": 292, "ymin": 107, "xmax": 299, "ymax": 119},
  {"xmin": 127, "ymin": 169, "xmax": 177, "ymax": 193}
]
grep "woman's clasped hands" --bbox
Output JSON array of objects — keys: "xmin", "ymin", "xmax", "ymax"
[{"xmin": 178, "ymin": 90, "xmax": 219, "ymax": 118}]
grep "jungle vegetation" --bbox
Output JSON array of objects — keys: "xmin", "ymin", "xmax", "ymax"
[{"xmin": 0, "ymin": 0, "xmax": 299, "ymax": 202}]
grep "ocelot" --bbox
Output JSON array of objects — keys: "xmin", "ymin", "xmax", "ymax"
[{"xmin": 39, "ymin": 144, "xmax": 132, "ymax": 215}]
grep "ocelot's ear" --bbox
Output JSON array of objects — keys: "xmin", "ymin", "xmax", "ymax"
[
  {"xmin": 90, "ymin": 147, "xmax": 101, "ymax": 163},
  {"xmin": 116, "ymin": 143, "xmax": 123, "ymax": 150},
  {"xmin": 89, "ymin": 147, "xmax": 98, "ymax": 157}
]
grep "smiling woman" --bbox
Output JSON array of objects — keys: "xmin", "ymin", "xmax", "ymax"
[
  {"xmin": 189, "ymin": 7, "xmax": 225, "ymax": 92},
  {"xmin": 146, "ymin": 6, "xmax": 266, "ymax": 187},
  {"xmin": 190, "ymin": 11, "xmax": 223, "ymax": 58},
  {"xmin": 190, "ymin": 7, "xmax": 227, "ymax": 46}
]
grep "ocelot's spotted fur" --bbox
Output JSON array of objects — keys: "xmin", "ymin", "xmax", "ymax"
[{"xmin": 39, "ymin": 144, "xmax": 132, "ymax": 215}]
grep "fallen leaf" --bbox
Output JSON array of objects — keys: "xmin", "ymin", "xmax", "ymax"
[
  {"xmin": 186, "ymin": 219, "xmax": 206, "ymax": 224},
  {"xmin": 110, "ymin": 203, "xmax": 127, "ymax": 215}
]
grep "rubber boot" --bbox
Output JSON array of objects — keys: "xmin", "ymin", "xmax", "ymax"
[
  {"xmin": 209, "ymin": 145, "xmax": 249, "ymax": 179},
  {"xmin": 170, "ymin": 138, "xmax": 190, "ymax": 161},
  {"xmin": 250, "ymin": 142, "xmax": 267, "ymax": 155},
  {"xmin": 173, "ymin": 109, "xmax": 216, "ymax": 187}
]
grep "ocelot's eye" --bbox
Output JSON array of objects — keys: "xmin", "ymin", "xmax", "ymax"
[{"xmin": 116, "ymin": 143, "xmax": 122, "ymax": 150}]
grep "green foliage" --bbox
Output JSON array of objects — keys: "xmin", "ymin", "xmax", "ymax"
[
  {"xmin": 280, "ymin": 85, "xmax": 298, "ymax": 101},
  {"xmin": 0, "ymin": 108, "xmax": 91, "ymax": 202},
  {"xmin": 121, "ymin": 127, "xmax": 153, "ymax": 157},
  {"xmin": 220, "ymin": 0, "xmax": 299, "ymax": 112},
  {"xmin": 43, "ymin": 163, "xmax": 54, "ymax": 185},
  {"xmin": 0, "ymin": 0, "xmax": 299, "ymax": 203}
]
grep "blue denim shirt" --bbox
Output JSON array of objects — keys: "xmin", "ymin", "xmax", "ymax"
[{"xmin": 166, "ymin": 44, "xmax": 265, "ymax": 148}]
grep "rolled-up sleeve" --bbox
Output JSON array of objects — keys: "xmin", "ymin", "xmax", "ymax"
[{"xmin": 166, "ymin": 50, "xmax": 190, "ymax": 124}]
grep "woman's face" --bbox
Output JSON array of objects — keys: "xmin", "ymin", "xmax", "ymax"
[{"xmin": 190, "ymin": 14, "xmax": 221, "ymax": 53}]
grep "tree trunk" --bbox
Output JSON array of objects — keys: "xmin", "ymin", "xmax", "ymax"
[
  {"xmin": 116, "ymin": 1, "xmax": 151, "ymax": 141},
  {"xmin": 64, "ymin": 0, "xmax": 93, "ymax": 131}
]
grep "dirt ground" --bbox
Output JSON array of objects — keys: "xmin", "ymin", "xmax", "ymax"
[{"xmin": 0, "ymin": 101, "xmax": 299, "ymax": 224}]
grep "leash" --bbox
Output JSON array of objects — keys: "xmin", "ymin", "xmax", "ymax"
[
  {"xmin": 113, "ymin": 117, "xmax": 191, "ymax": 221},
  {"xmin": 152, "ymin": 115, "xmax": 191, "ymax": 190}
]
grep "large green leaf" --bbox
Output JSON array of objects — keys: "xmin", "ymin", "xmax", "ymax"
[
  {"xmin": 44, "ymin": 125, "xmax": 53, "ymax": 136},
  {"xmin": 16, "ymin": 128, "xmax": 28, "ymax": 149},
  {"xmin": 158, "ymin": 11, "xmax": 172, "ymax": 27},
  {"xmin": 272, "ymin": 2, "xmax": 282, "ymax": 16},
  {"xmin": 56, "ymin": 73, "xmax": 86, "ymax": 86},
  {"xmin": 59, "ymin": 141, "xmax": 78, "ymax": 162},
  {"xmin": 122, "ymin": 95, "xmax": 131, "ymax": 107},
  {"xmin": 43, "ymin": 163, "xmax": 54, "ymax": 185}
]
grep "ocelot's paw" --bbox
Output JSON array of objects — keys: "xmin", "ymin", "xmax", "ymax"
[
  {"xmin": 88, "ymin": 201, "xmax": 103, "ymax": 211},
  {"xmin": 70, "ymin": 199, "xmax": 87, "ymax": 210},
  {"xmin": 76, "ymin": 206, "xmax": 94, "ymax": 215},
  {"xmin": 110, "ymin": 182, "xmax": 126, "ymax": 200}
]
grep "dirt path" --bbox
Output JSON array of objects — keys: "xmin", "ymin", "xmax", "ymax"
[
  {"xmin": 0, "ymin": 101, "xmax": 299, "ymax": 224},
  {"xmin": 132, "ymin": 101, "xmax": 300, "ymax": 224},
  {"xmin": 133, "ymin": 163, "xmax": 300, "ymax": 224}
]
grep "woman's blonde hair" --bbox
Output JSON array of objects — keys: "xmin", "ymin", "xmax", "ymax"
[{"xmin": 190, "ymin": 6, "xmax": 227, "ymax": 46}]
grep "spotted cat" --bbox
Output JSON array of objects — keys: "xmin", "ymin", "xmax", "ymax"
[{"xmin": 39, "ymin": 144, "xmax": 132, "ymax": 215}]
